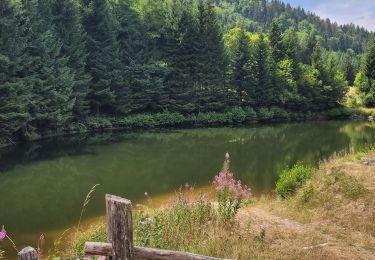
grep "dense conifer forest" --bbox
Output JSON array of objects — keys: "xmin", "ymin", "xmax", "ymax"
[{"xmin": 1, "ymin": 0, "xmax": 375, "ymax": 141}]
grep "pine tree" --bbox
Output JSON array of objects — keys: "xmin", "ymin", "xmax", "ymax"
[
  {"xmin": 0, "ymin": 0, "xmax": 30, "ymax": 137},
  {"xmin": 365, "ymin": 34, "xmax": 375, "ymax": 88},
  {"xmin": 230, "ymin": 29, "xmax": 251, "ymax": 106},
  {"xmin": 20, "ymin": 0, "xmax": 75, "ymax": 131},
  {"xmin": 115, "ymin": 0, "xmax": 168, "ymax": 114},
  {"xmin": 249, "ymin": 34, "xmax": 273, "ymax": 107},
  {"xmin": 82, "ymin": 0, "xmax": 122, "ymax": 114},
  {"xmin": 195, "ymin": 0, "xmax": 227, "ymax": 112},
  {"xmin": 51, "ymin": 0, "xmax": 91, "ymax": 117},
  {"xmin": 269, "ymin": 19, "xmax": 284, "ymax": 62},
  {"xmin": 165, "ymin": 1, "xmax": 198, "ymax": 114}
]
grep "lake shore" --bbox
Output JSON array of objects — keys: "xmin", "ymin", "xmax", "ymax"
[
  {"xmin": 62, "ymin": 148, "xmax": 375, "ymax": 260},
  {"xmin": 0, "ymin": 106, "xmax": 371, "ymax": 149}
]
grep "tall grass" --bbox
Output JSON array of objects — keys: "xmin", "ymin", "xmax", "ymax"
[{"xmin": 77, "ymin": 184, "xmax": 100, "ymax": 230}]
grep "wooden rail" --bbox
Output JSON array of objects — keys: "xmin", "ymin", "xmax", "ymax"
[{"xmin": 18, "ymin": 194, "xmax": 232, "ymax": 260}]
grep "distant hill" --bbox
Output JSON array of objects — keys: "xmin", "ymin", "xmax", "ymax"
[{"xmin": 215, "ymin": 0, "xmax": 370, "ymax": 53}]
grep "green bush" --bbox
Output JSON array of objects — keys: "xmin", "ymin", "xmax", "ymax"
[
  {"xmin": 326, "ymin": 107, "xmax": 352, "ymax": 118},
  {"xmin": 244, "ymin": 107, "xmax": 257, "ymax": 122},
  {"xmin": 363, "ymin": 93, "xmax": 375, "ymax": 108},
  {"xmin": 257, "ymin": 107, "xmax": 274, "ymax": 121},
  {"xmin": 154, "ymin": 112, "xmax": 186, "ymax": 126},
  {"xmin": 270, "ymin": 107, "xmax": 290, "ymax": 120},
  {"xmin": 276, "ymin": 162, "xmax": 313, "ymax": 198},
  {"xmin": 84, "ymin": 117, "xmax": 113, "ymax": 130},
  {"xmin": 229, "ymin": 107, "xmax": 246, "ymax": 124}
]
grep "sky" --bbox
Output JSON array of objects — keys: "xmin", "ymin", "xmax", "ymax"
[{"xmin": 282, "ymin": 0, "xmax": 375, "ymax": 31}]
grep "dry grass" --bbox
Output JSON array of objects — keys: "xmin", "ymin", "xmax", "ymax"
[{"xmin": 67, "ymin": 152, "xmax": 375, "ymax": 260}]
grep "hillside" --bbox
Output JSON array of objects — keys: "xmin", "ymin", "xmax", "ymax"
[
  {"xmin": 0, "ymin": 0, "xmax": 373, "ymax": 142},
  {"xmin": 215, "ymin": 0, "xmax": 370, "ymax": 53}
]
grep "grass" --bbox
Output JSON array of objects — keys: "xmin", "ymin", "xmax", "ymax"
[{"xmin": 63, "ymin": 149, "xmax": 375, "ymax": 260}]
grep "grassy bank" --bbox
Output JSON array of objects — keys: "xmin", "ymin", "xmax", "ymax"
[{"xmin": 60, "ymin": 148, "xmax": 375, "ymax": 260}]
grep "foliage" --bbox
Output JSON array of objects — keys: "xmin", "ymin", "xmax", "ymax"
[
  {"xmin": 0, "ymin": 0, "xmax": 367, "ymax": 140},
  {"xmin": 276, "ymin": 162, "xmax": 313, "ymax": 198}
]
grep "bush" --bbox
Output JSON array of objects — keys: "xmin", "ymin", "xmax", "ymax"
[
  {"xmin": 257, "ymin": 108, "xmax": 274, "ymax": 121},
  {"xmin": 243, "ymin": 107, "xmax": 257, "ymax": 122},
  {"xmin": 363, "ymin": 93, "xmax": 375, "ymax": 108},
  {"xmin": 270, "ymin": 107, "xmax": 290, "ymax": 120},
  {"xmin": 325, "ymin": 171, "xmax": 366, "ymax": 199},
  {"xmin": 153, "ymin": 112, "xmax": 186, "ymax": 127},
  {"xmin": 116, "ymin": 114, "xmax": 156, "ymax": 128},
  {"xmin": 84, "ymin": 117, "xmax": 113, "ymax": 130},
  {"xmin": 276, "ymin": 162, "xmax": 313, "ymax": 198},
  {"xmin": 229, "ymin": 107, "xmax": 246, "ymax": 124},
  {"xmin": 326, "ymin": 107, "xmax": 352, "ymax": 118}
]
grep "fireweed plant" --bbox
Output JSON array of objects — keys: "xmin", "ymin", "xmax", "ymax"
[{"xmin": 213, "ymin": 153, "xmax": 251, "ymax": 222}]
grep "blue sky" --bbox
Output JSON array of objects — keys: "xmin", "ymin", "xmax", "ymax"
[{"xmin": 282, "ymin": 0, "xmax": 375, "ymax": 31}]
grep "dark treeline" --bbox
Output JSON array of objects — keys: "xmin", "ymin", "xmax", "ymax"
[{"xmin": 0, "ymin": 0, "xmax": 372, "ymax": 140}]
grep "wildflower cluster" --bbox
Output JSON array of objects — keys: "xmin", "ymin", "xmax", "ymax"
[{"xmin": 213, "ymin": 153, "xmax": 251, "ymax": 222}]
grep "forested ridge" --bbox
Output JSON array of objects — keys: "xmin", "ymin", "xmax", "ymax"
[{"xmin": 1, "ymin": 0, "xmax": 375, "ymax": 141}]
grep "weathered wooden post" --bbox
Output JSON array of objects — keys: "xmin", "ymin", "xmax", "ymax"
[
  {"xmin": 106, "ymin": 194, "xmax": 134, "ymax": 260},
  {"xmin": 18, "ymin": 247, "xmax": 38, "ymax": 260}
]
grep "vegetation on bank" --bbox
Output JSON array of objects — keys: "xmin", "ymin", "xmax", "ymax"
[
  {"xmin": 1, "ymin": 0, "xmax": 375, "ymax": 142},
  {"xmin": 62, "ymin": 149, "xmax": 375, "ymax": 259}
]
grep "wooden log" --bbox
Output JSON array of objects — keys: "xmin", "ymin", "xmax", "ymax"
[
  {"xmin": 84, "ymin": 242, "xmax": 232, "ymax": 260},
  {"xmin": 106, "ymin": 194, "xmax": 134, "ymax": 260},
  {"xmin": 18, "ymin": 247, "xmax": 38, "ymax": 260},
  {"xmin": 134, "ymin": 246, "xmax": 231, "ymax": 260},
  {"xmin": 84, "ymin": 242, "xmax": 113, "ymax": 256}
]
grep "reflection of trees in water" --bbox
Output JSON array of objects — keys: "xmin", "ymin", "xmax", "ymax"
[{"xmin": 340, "ymin": 122, "xmax": 375, "ymax": 150}]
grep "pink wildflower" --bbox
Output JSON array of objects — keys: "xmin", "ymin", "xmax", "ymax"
[
  {"xmin": 0, "ymin": 226, "xmax": 5, "ymax": 241},
  {"xmin": 213, "ymin": 172, "xmax": 251, "ymax": 200},
  {"xmin": 225, "ymin": 152, "xmax": 230, "ymax": 161}
]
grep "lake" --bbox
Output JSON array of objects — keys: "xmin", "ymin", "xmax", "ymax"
[{"xmin": 1, "ymin": 120, "xmax": 375, "ymax": 258}]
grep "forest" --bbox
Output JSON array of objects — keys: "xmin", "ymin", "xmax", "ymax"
[{"xmin": 1, "ymin": 0, "xmax": 375, "ymax": 140}]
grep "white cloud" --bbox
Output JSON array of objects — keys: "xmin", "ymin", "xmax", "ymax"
[{"xmin": 312, "ymin": 0, "xmax": 375, "ymax": 31}]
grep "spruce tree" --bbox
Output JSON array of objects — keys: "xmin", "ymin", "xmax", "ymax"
[
  {"xmin": 82, "ymin": 0, "xmax": 122, "ymax": 114},
  {"xmin": 249, "ymin": 34, "xmax": 273, "ymax": 107},
  {"xmin": 51, "ymin": 0, "xmax": 91, "ymax": 117},
  {"xmin": 165, "ymin": 1, "xmax": 198, "ymax": 114},
  {"xmin": 0, "ymin": 0, "xmax": 30, "ymax": 137},
  {"xmin": 195, "ymin": 0, "xmax": 227, "ymax": 112},
  {"xmin": 365, "ymin": 34, "xmax": 375, "ymax": 88},
  {"xmin": 230, "ymin": 29, "xmax": 251, "ymax": 106},
  {"xmin": 269, "ymin": 19, "xmax": 284, "ymax": 62},
  {"xmin": 20, "ymin": 0, "xmax": 75, "ymax": 131}
]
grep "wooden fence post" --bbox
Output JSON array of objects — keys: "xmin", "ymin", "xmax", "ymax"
[
  {"xmin": 106, "ymin": 194, "xmax": 134, "ymax": 260},
  {"xmin": 18, "ymin": 247, "xmax": 38, "ymax": 260}
]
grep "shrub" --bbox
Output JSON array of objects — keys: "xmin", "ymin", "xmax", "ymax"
[
  {"xmin": 326, "ymin": 107, "xmax": 352, "ymax": 118},
  {"xmin": 326, "ymin": 171, "xmax": 366, "ymax": 199},
  {"xmin": 243, "ymin": 107, "xmax": 257, "ymax": 122},
  {"xmin": 116, "ymin": 114, "xmax": 156, "ymax": 128},
  {"xmin": 270, "ymin": 107, "xmax": 290, "ymax": 120},
  {"xmin": 276, "ymin": 162, "xmax": 313, "ymax": 198},
  {"xmin": 229, "ymin": 107, "xmax": 246, "ymax": 124},
  {"xmin": 213, "ymin": 153, "xmax": 251, "ymax": 222},
  {"xmin": 153, "ymin": 112, "xmax": 186, "ymax": 127},
  {"xmin": 363, "ymin": 93, "xmax": 375, "ymax": 108},
  {"xmin": 296, "ymin": 182, "xmax": 315, "ymax": 204},
  {"xmin": 257, "ymin": 108, "xmax": 274, "ymax": 121},
  {"xmin": 84, "ymin": 117, "xmax": 112, "ymax": 130}
]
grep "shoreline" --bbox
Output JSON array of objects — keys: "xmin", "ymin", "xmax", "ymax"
[{"xmin": 0, "ymin": 108, "xmax": 370, "ymax": 149}]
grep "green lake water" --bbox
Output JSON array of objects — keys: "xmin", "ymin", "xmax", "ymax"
[{"xmin": 1, "ymin": 121, "xmax": 375, "ymax": 258}]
